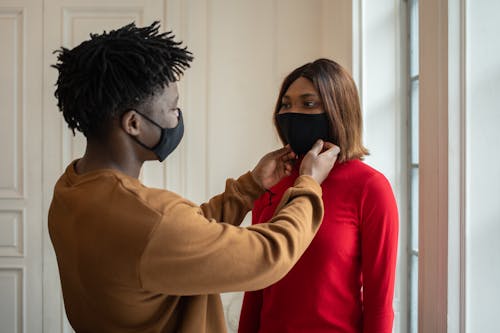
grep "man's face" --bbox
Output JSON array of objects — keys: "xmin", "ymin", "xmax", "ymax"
[
  {"xmin": 131, "ymin": 82, "xmax": 181, "ymax": 152},
  {"xmin": 148, "ymin": 83, "xmax": 180, "ymax": 129}
]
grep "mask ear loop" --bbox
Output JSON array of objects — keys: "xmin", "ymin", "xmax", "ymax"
[
  {"xmin": 123, "ymin": 109, "xmax": 163, "ymax": 151},
  {"xmin": 132, "ymin": 109, "xmax": 164, "ymax": 129}
]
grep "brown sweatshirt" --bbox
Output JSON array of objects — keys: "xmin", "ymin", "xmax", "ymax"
[{"xmin": 48, "ymin": 161, "xmax": 324, "ymax": 333}]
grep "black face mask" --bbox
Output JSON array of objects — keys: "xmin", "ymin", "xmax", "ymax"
[
  {"xmin": 132, "ymin": 109, "xmax": 184, "ymax": 162},
  {"xmin": 276, "ymin": 112, "xmax": 330, "ymax": 156}
]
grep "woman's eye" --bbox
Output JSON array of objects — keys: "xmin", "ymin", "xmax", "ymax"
[
  {"xmin": 304, "ymin": 101, "xmax": 317, "ymax": 108},
  {"xmin": 280, "ymin": 103, "xmax": 291, "ymax": 109}
]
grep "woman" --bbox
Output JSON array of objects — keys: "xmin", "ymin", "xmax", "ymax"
[{"xmin": 239, "ymin": 59, "xmax": 399, "ymax": 333}]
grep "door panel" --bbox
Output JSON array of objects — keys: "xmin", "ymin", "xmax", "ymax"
[{"xmin": 0, "ymin": 1, "xmax": 43, "ymax": 332}]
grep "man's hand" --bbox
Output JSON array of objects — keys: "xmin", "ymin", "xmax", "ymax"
[
  {"xmin": 251, "ymin": 145, "xmax": 297, "ymax": 190},
  {"xmin": 300, "ymin": 140, "xmax": 340, "ymax": 184}
]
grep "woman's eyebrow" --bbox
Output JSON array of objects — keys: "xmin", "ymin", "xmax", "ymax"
[
  {"xmin": 299, "ymin": 93, "xmax": 319, "ymax": 98},
  {"xmin": 282, "ymin": 93, "xmax": 318, "ymax": 100}
]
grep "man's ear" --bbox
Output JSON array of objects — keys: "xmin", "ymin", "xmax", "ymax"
[{"xmin": 121, "ymin": 110, "xmax": 141, "ymax": 136}]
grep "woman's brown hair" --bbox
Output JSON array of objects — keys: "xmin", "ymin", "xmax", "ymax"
[{"xmin": 273, "ymin": 58, "xmax": 368, "ymax": 162}]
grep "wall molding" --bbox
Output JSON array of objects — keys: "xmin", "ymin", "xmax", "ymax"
[
  {"xmin": 0, "ymin": 209, "xmax": 25, "ymax": 257},
  {"xmin": 0, "ymin": 8, "xmax": 24, "ymax": 199},
  {"xmin": 0, "ymin": 267, "xmax": 24, "ymax": 333}
]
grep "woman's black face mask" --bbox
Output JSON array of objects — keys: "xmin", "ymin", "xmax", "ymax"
[{"xmin": 276, "ymin": 113, "xmax": 330, "ymax": 156}]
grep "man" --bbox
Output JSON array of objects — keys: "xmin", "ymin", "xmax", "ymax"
[{"xmin": 49, "ymin": 21, "xmax": 339, "ymax": 333}]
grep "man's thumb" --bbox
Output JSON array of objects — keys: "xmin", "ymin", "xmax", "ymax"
[
  {"xmin": 308, "ymin": 139, "xmax": 324, "ymax": 156},
  {"xmin": 323, "ymin": 144, "xmax": 341, "ymax": 157}
]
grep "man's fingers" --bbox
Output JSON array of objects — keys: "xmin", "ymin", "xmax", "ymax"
[
  {"xmin": 307, "ymin": 139, "xmax": 325, "ymax": 156},
  {"xmin": 281, "ymin": 150, "xmax": 297, "ymax": 162},
  {"xmin": 322, "ymin": 142, "xmax": 334, "ymax": 151},
  {"xmin": 320, "ymin": 143, "xmax": 340, "ymax": 157},
  {"xmin": 270, "ymin": 145, "xmax": 292, "ymax": 158}
]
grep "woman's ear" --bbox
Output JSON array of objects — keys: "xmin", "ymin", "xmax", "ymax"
[{"xmin": 121, "ymin": 110, "xmax": 141, "ymax": 136}]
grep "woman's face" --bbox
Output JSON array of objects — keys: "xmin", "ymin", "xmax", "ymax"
[
  {"xmin": 276, "ymin": 76, "xmax": 330, "ymax": 156},
  {"xmin": 278, "ymin": 77, "xmax": 324, "ymax": 115}
]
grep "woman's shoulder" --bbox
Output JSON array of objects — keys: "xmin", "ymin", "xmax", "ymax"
[
  {"xmin": 324, "ymin": 159, "xmax": 392, "ymax": 191},
  {"xmin": 329, "ymin": 159, "xmax": 383, "ymax": 179}
]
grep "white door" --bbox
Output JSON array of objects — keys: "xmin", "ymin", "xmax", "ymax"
[{"xmin": 0, "ymin": 0, "xmax": 43, "ymax": 332}]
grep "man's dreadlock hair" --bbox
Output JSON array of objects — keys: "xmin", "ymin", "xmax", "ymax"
[{"xmin": 52, "ymin": 21, "xmax": 193, "ymax": 138}]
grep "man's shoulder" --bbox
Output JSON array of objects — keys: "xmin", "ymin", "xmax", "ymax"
[
  {"xmin": 112, "ymin": 173, "xmax": 196, "ymax": 217},
  {"xmin": 55, "ymin": 163, "xmax": 194, "ymax": 218}
]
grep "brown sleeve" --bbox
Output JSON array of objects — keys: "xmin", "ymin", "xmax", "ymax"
[
  {"xmin": 199, "ymin": 172, "xmax": 265, "ymax": 226},
  {"xmin": 139, "ymin": 175, "xmax": 323, "ymax": 295}
]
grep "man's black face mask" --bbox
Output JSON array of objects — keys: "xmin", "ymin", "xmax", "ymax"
[{"xmin": 132, "ymin": 109, "xmax": 184, "ymax": 162}]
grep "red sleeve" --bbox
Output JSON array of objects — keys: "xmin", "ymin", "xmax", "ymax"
[
  {"xmin": 239, "ymin": 289, "xmax": 263, "ymax": 333},
  {"xmin": 360, "ymin": 174, "xmax": 399, "ymax": 333},
  {"xmin": 238, "ymin": 195, "xmax": 265, "ymax": 333}
]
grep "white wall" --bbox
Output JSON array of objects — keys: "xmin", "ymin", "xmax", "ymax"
[
  {"xmin": 181, "ymin": 2, "xmax": 358, "ymax": 331},
  {"xmin": 196, "ymin": 1, "xmax": 407, "ymax": 331},
  {"xmin": 466, "ymin": 1, "xmax": 500, "ymax": 331}
]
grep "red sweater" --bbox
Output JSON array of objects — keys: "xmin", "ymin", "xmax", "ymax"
[{"xmin": 239, "ymin": 159, "xmax": 398, "ymax": 333}]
